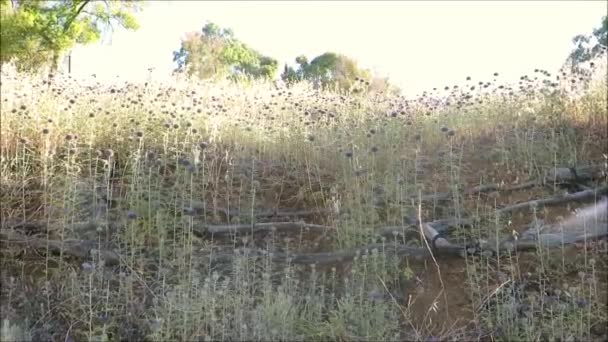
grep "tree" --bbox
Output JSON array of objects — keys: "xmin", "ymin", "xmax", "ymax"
[
  {"xmin": 172, "ymin": 21, "xmax": 278, "ymax": 81},
  {"xmin": 0, "ymin": 0, "xmax": 142, "ymax": 72},
  {"xmin": 281, "ymin": 52, "xmax": 373, "ymax": 92},
  {"xmin": 566, "ymin": 15, "xmax": 607, "ymax": 70},
  {"xmin": 367, "ymin": 75, "xmax": 401, "ymax": 96},
  {"xmin": 280, "ymin": 55, "xmax": 309, "ymax": 85}
]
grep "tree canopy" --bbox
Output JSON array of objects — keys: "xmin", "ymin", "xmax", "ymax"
[
  {"xmin": 280, "ymin": 52, "xmax": 369, "ymax": 91},
  {"xmin": 566, "ymin": 15, "xmax": 607, "ymax": 69},
  {"xmin": 281, "ymin": 52, "xmax": 400, "ymax": 94},
  {"xmin": 172, "ymin": 21, "xmax": 278, "ymax": 81},
  {"xmin": 0, "ymin": 0, "xmax": 141, "ymax": 72}
]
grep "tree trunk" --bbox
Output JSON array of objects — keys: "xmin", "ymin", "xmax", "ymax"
[{"xmin": 50, "ymin": 51, "xmax": 60, "ymax": 74}]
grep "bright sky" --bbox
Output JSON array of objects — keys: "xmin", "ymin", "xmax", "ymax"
[{"xmin": 70, "ymin": 1, "xmax": 606, "ymax": 95}]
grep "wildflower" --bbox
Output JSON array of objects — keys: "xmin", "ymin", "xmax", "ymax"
[
  {"xmin": 82, "ymin": 262, "xmax": 95, "ymax": 272},
  {"xmin": 127, "ymin": 211, "xmax": 137, "ymax": 220},
  {"xmin": 575, "ymin": 298, "xmax": 588, "ymax": 308},
  {"xmin": 178, "ymin": 158, "xmax": 191, "ymax": 167}
]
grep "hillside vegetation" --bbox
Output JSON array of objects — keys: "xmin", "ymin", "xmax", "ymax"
[{"xmin": 1, "ymin": 55, "xmax": 607, "ymax": 341}]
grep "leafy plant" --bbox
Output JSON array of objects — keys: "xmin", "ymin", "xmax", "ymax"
[
  {"xmin": 0, "ymin": 0, "xmax": 141, "ymax": 72},
  {"xmin": 172, "ymin": 21, "xmax": 278, "ymax": 81}
]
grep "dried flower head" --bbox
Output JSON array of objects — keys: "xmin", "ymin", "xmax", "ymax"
[{"xmin": 127, "ymin": 211, "xmax": 137, "ymax": 220}]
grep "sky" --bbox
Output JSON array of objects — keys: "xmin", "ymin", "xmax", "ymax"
[{"xmin": 69, "ymin": 1, "xmax": 606, "ymax": 95}]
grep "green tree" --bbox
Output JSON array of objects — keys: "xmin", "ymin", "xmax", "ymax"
[
  {"xmin": 566, "ymin": 15, "xmax": 607, "ymax": 70},
  {"xmin": 0, "ymin": 0, "xmax": 141, "ymax": 72},
  {"xmin": 281, "ymin": 52, "xmax": 373, "ymax": 92},
  {"xmin": 173, "ymin": 21, "xmax": 278, "ymax": 81},
  {"xmin": 280, "ymin": 55, "xmax": 309, "ymax": 85}
]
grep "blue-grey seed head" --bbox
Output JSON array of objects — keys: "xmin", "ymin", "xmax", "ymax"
[{"xmin": 127, "ymin": 211, "xmax": 137, "ymax": 220}]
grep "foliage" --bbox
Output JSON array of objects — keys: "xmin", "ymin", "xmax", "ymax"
[
  {"xmin": 280, "ymin": 52, "xmax": 400, "ymax": 94},
  {"xmin": 281, "ymin": 52, "xmax": 369, "ymax": 91},
  {"xmin": 172, "ymin": 21, "xmax": 278, "ymax": 81},
  {"xmin": 0, "ymin": 0, "xmax": 141, "ymax": 72},
  {"xmin": 566, "ymin": 15, "xmax": 607, "ymax": 70}
]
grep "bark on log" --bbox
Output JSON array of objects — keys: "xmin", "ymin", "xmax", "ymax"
[
  {"xmin": 496, "ymin": 186, "xmax": 608, "ymax": 215},
  {"xmin": 0, "ymin": 230, "xmax": 120, "ymax": 266},
  {"xmin": 193, "ymin": 221, "xmax": 332, "ymax": 236},
  {"xmin": 200, "ymin": 241, "xmax": 465, "ymax": 266}
]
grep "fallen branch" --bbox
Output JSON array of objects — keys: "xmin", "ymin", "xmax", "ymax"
[
  {"xmin": 465, "ymin": 180, "xmax": 540, "ymax": 194},
  {"xmin": 402, "ymin": 165, "xmax": 602, "ymax": 205},
  {"xmin": 420, "ymin": 222, "xmax": 462, "ymax": 251},
  {"xmin": 496, "ymin": 186, "xmax": 608, "ymax": 215},
  {"xmin": 201, "ymin": 241, "xmax": 466, "ymax": 266},
  {"xmin": 543, "ymin": 165, "xmax": 604, "ymax": 184},
  {"xmin": 404, "ymin": 181, "xmax": 541, "ymax": 204},
  {"xmin": 226, "ymin": 208, "xmax": 333, "ymax": 218},
  {"xmin": 0, "ymin": 230, "xmax": 120, "ymax": 266},
  {"xmin": 193, "ymin": 221, "xmax": 332, "ymax": 236},
  {"xmin": 380, "ymin": 217, "xmax": 474, "ymax": 237},
  {"xmin": 187, "ymin": 200, "xmax": 331, "ymax": 220}
]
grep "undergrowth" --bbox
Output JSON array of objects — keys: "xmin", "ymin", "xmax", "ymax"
[{"xmin": 1, "ymin": 61, "xmax": 607, "ymax": 341}]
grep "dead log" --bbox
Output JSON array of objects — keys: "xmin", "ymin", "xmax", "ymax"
[
  {"xmin": 199, "ymin": 241, "xmax": 465, "ymax": 266},
  {"xmin": 186, "ymin": 200, "xmax": 331, "ymax": 220},
  {"xmin": 544, "ymin": 165, "xmax": 604, "ymax": 184},
  {"xmin": 401, "ymin": 165, "xmax": 602, "ymax": 206},
  {"xmin": 380, "ymin": 217, "xmax": 474, "ymax": 237},
  {"xmin": 496, "ymin": 186, "xmax": 608, "ymax": 215},
  {"xmin": 404, "ymin": 180, "xmax": 540, "ymax": 204},
  {"xmin": 193, "ymin": 221, "xmax": 332, "ymax": 236},
  {"xmin": 465, "ymin": 180, "xmax": 540, "ymax": 194},
  {"xmin": 419, "ymin": 222, "xmax": 469, "ymax": 257},
  {"xmin": 0, "ymin": 230, "xmax": 120, "ymax": 266}
]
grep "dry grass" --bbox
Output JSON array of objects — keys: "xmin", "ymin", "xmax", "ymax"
[{"xmin": 1, "ymin": 59, "xmax": 607, "ymax": 341}]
